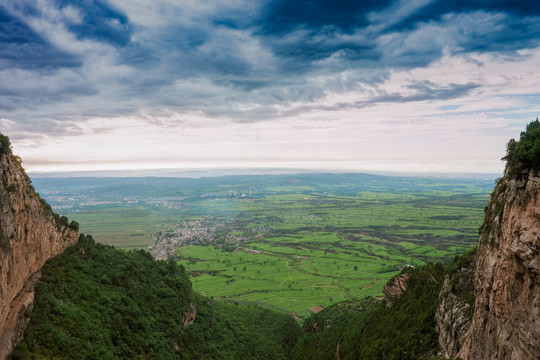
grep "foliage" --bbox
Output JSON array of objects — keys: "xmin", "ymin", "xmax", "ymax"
[
  {"xmin": 292, "ymin": 263, "xmax": 447, "ymax": 360},
  {"xmin": 69, "ymin": 220, "xmax": 80, "ymax": 231},
  {"xmin": 179, "ymin": 295, "xmax": 302, "ymax": 359},
  {"xmin": 11, "ymin": 235, "xmax": 301, "ymax": 359},
  {"xmin": 291, "ymin": 298, "xmax": 380, "ymax": 360},
  {"xmin": 0, "ymin": 133, "xmax": 11, "ymax": 155},
  {"xmin": 12, "ymin": 234, "xmax": 194, "ymax": 360},
  {"xmin": 446, "ymin": 246, "xmax": 476, "ymax": 275},
  {"xmin": 503, "ymin": 118, "xmax": 540, "ymax": 178},
  {"xmin": 51, "ymin": 212, "xmax": 80, "ymax": 232}
]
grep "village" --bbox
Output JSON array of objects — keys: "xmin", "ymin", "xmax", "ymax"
[{"xmin": 150, "ymin": 216, "xmax": 255, "ymax": 260}]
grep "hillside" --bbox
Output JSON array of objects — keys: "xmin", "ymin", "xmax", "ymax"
[
  {"xmin": 291, "ymin": 254, "xmax": 476, "ymax": 360},
  {"xmin": 11, "ymin": 235, "xmax": 301, "ymax": 359}
]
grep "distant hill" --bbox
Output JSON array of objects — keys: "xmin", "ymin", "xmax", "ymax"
[{"xmin": 28, "ymin": 168, "xmax": 499, "ymax": 179}]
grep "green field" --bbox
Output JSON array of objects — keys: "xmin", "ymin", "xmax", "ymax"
[
  {"xmin": 174, "ymin": 189, "xmax": 487, "ymax": 317},
  {"xmin": 64, "ymin": 206, "xmax": 180, "ymax": 249},
  {"xmin": 34, "ymin": 172, "xmax": 493, "ymax": 318}
]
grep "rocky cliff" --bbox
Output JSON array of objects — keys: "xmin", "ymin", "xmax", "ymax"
[
  {"xmin": 435, "ymin": 247, "xmax": 476, "ymax": 358},
  {"xmin": 0, "ymin": 135, "xmax": 79, "ymax": 359},
  {"xmin": 456, "ymin": 169, "xmax": 540, "ymax": 360},
  {"xmin": 382, "ymin": 272, "xmax": 410, "ymax": 307}
]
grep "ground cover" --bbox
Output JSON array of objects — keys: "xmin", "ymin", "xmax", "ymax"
[
  {"xmin": 32, "ymin": 173, "xmax": 494, "ymax": 318},
  {"xmin": 64, "ymin": 207, "xmax": 180, "ymax": 249}
]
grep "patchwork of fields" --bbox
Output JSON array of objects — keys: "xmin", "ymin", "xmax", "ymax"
[{"xmin": 33, "ymin": 172, "xmax": 494, "ymax": 318}]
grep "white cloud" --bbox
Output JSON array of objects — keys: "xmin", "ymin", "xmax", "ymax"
[
  {"xmin": 2, "ymin": 1, "xmax": 539, "ymax": 175},
  {"xmin": 61, "ymin": 5, "xmax": 83, "ymax": 24}
]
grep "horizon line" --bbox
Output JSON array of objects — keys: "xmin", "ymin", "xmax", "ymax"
[{"xmin": 28, "ymin": 167, "xmax": 501, "ymax": 180}]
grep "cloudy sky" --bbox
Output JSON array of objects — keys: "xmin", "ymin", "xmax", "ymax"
[{"xmin": 1, "ymin": 0, "xmax": 540, "ymax": 174}]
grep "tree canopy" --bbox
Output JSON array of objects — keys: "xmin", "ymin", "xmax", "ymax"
[
  {"xmin": 504, "ymin": 118, "xmax": 540, "ymax": 178},
  {"xmin": 0, "ymin": 133, "xmax": 10, "ymax": 155}
]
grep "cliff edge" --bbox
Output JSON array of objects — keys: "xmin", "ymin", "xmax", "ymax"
[
  {"xmin": 457, "ymin": 121, "xmax": 540, "ymax": 360},
  {"xmin": 0, "ymin": 135, "xmax": 79, "ymax": 359}
]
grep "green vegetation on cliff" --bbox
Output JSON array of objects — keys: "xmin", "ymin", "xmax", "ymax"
[
  {"xmin": 0, "ymin": 133, "xmax": 11, "ymax": 155},
  {"xmin": 292, "ymin": 248, "xmax": 477, "ymax": 360},
  {"xmin": 292, "ymin": 262, "xmax": 446, "ymax": 360},
  {"xmin": 178, "ymin": 295, "xmax": 301, "ymax": 359},
  {"xmin": 12, "ymin": 235, "xmax": 301, "ymax": 360},
  {"xmin": 504, "ymin": 118, "xmax": 540, "ymax": 178},
  {"xmin": 12, "ymin": 235, "xmax": 193, "ymax": 359}
]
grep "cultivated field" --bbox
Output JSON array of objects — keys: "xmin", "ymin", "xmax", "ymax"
[{"xmin": 33, "ymin": 172, "xmax": 494, "ymax": 317}]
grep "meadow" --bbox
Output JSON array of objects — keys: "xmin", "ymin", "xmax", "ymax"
[
  {"xmin": 59, "ymin": 206, "xmax": 180, "ymax": 249},
  {"xmin": 33, "ymin": 172, "xmax": 494, "ymax": 318}
]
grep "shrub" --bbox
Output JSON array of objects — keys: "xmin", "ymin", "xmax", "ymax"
[
  {"xmin": 0, "ymin": 133, "xmax": 10, "ymax": 155},
  {"xmin": 503, "ymin": 118, "xmax": 540, "ymax": 178}
]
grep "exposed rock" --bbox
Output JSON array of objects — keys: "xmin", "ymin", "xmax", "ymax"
[
  {"xmin": 0, "ymin": 144, "xmax": 79, "ymax": 359},
  {"xmin": 458, "ymin": 170, "xmax": 540, "ymax": 360},
  {"xmin": 435, "ymin": 251, "xmax": 476, "ymax": 359},
  {"xmin": 182, "ymin": 302, "xmax": 197, "ymax": 328},
  {"xmin": 383, "ymin": 272, "xmax": 410, "ymax": 307},
  {"xmin": 0, "ymin": 271, "xmax": 40, "ymax": 359}
]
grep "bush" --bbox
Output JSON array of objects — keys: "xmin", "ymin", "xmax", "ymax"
[
  {"xmin": 0, "ymin": 133, "xmax": 10, "ymax": 155},
  {"xmin": 503, "ymin": 119, "xmax": 540, "ymax": 178}
]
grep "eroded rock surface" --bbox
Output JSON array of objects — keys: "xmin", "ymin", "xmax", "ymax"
[
  {"xmin": 458, "ymin": 171, "xmax": 540, "ymax": 360},
  {"xmin": 435, "ymin": 252, "xmax": 475, "ymax": 359},
  {"xmin": 0, "ymin": 146, "xmax": 79, "ymax": 359},
  {"xmin": 383, "ymin": 272, "xmax": 410, "ymax": 307}
]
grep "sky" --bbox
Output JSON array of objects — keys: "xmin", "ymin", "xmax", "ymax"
[{"xmin": 1, "ymin": 0, "xmax": 540, "ymax": 175}]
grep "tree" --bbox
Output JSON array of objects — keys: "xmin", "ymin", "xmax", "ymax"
[
  {"xmin": 0, "ymin": 133, "xmax": 11, "ymax": 155},
  {"xmin": 504, "ymin": 118, "xmax": 540, "ymax": 177}
]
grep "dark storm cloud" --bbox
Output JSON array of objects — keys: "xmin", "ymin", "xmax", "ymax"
[
  {"xmin": 260, "ymin": 0, "xmax": 394, "ymax": 33},
  {"xmin": 258, "ymin": 0, "xmax": 540, "ymax": 69},
  {"xmin": 55, "ymin": 0, "xmax": 131, "ymax": 45},
  {"xmin": 0, "ymin": 7, "xmax": 81, "ymax": 70},
  {"xmin": 388, "ymin": 0, "xmax": 540, "ymax": 30},
  {"xmin": 1, "ymin": 0, "xmax": 540, "ymax": 128}
]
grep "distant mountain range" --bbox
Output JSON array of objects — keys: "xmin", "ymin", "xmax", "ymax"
[{"xmin": 28, "ymin": 167, "xmax": 500, "ymax": 179}]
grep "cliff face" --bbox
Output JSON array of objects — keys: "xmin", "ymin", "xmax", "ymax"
[
  {"xmin": 382, "ymin": 272, "xmax": 410, "ymax": 307},
  {"xmin": 435, "ymin": 248, "xmax": 476, "ymax": 358},
  {"xmin": 458, "ymin": 170, "xmax": 540, "ymax": 360},
  {"xmin": 0, "ymin": 141, "xmax": 79, "ymax": 358}
]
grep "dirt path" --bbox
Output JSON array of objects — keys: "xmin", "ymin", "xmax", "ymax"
[{"xmin": 0, "ymin": 270, "xmax": 41, "ymax": 360}]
